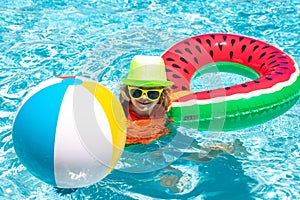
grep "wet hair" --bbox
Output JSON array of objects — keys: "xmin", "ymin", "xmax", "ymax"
[{"xmin": 119, "ymin": 85, "xmax": 172, "ymax": 117}]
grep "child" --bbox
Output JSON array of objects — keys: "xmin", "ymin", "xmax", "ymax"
[
  {"xmin": 119, "ymin": 56, "xmax": 248, "ymax": 194},
  {"xmin": 120, "ymin": 55, "xmax": 174, "ymax": 145}
]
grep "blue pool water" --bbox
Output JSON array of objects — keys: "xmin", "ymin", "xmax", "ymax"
[{"xmin": 1, "ymin": 0, "xmax": 300, "ymax": 199}]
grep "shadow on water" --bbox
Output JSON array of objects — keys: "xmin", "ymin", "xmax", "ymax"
[
  {"xmin": 54, "ymin": 187, "xmax": 78, "ymax": 195},
  {"xmin": 109, "ymin": 153, "xmax": 257, "ymax": 200}
]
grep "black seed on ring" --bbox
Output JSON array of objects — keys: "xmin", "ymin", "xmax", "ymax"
[
  {"xmin": 241, "ymin": 84, "xmax": 247, "ymax": 87},
  {"xmin": 196, "ymin": 38, "xmax": 202, "ymax": 44},
  {"xmin": 260, "ymin": 63, "xmax": 265, "ymax": 69},
  {"xmin": 250, "ymin": 40, "xmax": 256, "ymax": 44},
  {"xmin": 218, "ymin": 43, "xmax": 223, "ymax": 51},
  {"xmin": 194, "ymin": 57, "xmax": 198, "ymax": 64},
  {"xmin": 271, "ymin": 51, "xmax": 279, "ymax": 54},
  {"xmin": 207, "ymin": 90, "xmax": 212, "ymax": 93},
  {"xmin": 210, "ymin": 50, "xmax": 214, "ymax": 58},
  {"xmin": 195, "ymin": 45, "xmax": 202, "ymax": 53},
  {"xmin": 242, "ymin": 45, "xmax": 247, "ymax": 53},
  {"xmin": 183, "ymin": 68, "xmax": 189, "ymax": 74},
  {"xmin": 225, "ymin": 87, "xmax": 231, "ymax": 90},
  {"xmin": 223, "ymin": 35, "xmax": 227, "ymax": 41},
  {"xmin": 253, "ymin": 45, "xmax": 259, "ymax": 52},
  {"xmin": 171, "ymin": 85, "xmax": 178, "ymax": 89},
  {"xmin": 206, "ymin": 39, "xmax": 211, "ymax": 47},
  {"xmin": 269, "ymin": 60, "xmax": 276, "ymax": 65},
  {"xmin": 182, "ymin": 86, "xmax": 188, "ymax": 90},
  {"xmin": 248, "ymin": 56, "xmax": 252, "ymax": 62},
  {"xmin": 175, "ymin": 49, "xmax": 182, "ymax": 54},
  {"xmin": 276, "ymin": 71, "xmax": 283, "ymax": 75},
  {"xmin": 185, "ymin": 48, "xmax": 192, "ymax": 54},
  {"xmin": 268, "ymin": 55, "xmax": 276, "ymax": 60},
  {"xmin": 266, "ymin": 77, "xmax": 273, "ymax": 80},
  {"xmin": 280, "ymin": 66, "xmax": 289, "ymax": 69},
  {"xmin": 172, "ymin": 64, "xmax": 181, "ymax": 68},
  {"xmin": 184, "ymin": 41, "xmax": 190, "ymax": 45},
  {"xmin": 254, "ymin": 80, "xmax": 260, "ymax": 83},
  {"xmin": 259, "ymin": 52, "xmax": 266, "ymax": 59},
  {"xmin": 262, "ymin": 46, "xmax": 270, "ymax": 49},
  {"xmin": 239, "ymin": 37, "xmax": 244, "ymax": 41},
  {"xmin": 278, "ymin": 56, "xmax": 286, "ymax": 59},
  {"xmin": 180, "ymin": 57, "xmax": 188, "ymax": 63},
  {"xmin": 272, "ymin": 64, "xmax": 280, "ymax": 68},
  {"xmin": 230, "ymin": 51, "xmax": 233, "ymax": 59},
  {"xmin": 210, "ymin": 34, "xmax": 215, "ymax": 39},
  {"xmin": 231, "ymin": 39, "xmax": 236, "ymax": 46},
  {"xmin": 166, "ymin": 57, "xmax": 175, "ymax": 61},
  {"xmin": 172, "ymin": 74, "xmax": 181, "ymax": 78}
]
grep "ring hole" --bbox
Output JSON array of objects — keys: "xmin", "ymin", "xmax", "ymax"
[
  {"xmin": 190, "ymin": 62, "xmax": 259, "ymax": 92},
  {"xmin": 191, "ymin": 72, "xmax": 252, "ymax": 91}
]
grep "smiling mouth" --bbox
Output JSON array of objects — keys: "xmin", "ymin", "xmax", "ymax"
[{"xmin": 138, "ymin": 101, "xmax": 151, "ymax": 105}]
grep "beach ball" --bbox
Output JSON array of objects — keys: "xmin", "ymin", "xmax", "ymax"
[{"xmin": 12, "ymin": 76, "xmax": 126, "ymax": 188}]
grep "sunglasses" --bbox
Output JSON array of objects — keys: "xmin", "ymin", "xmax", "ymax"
[{"xmin": 128, "ymin": 86, "xmax": 164, "ymax": 100}]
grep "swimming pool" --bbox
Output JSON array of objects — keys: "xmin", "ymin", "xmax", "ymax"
[{"xmin": 1, "ymin": 0, "xmax": 300, "ymax": 199}]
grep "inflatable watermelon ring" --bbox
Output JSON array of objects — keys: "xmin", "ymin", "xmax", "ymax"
[{"xmin": 162, "ymin": 33, "xmax": 300, "ymax": 131}]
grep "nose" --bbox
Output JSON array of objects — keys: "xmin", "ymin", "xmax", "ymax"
[{"xmin": 141, "ymin": 93, "xmax": 147, "ymax": 100}]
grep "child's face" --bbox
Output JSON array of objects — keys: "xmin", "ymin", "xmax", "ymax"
[{"xmin": 128, "ymin": 86, "xmax": 163, "ymax": 113}]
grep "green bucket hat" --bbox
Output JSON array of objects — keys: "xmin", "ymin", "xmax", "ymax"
[{"xmin": 121, "ymin": 55, "xmax": 173, "ymax": 87}]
